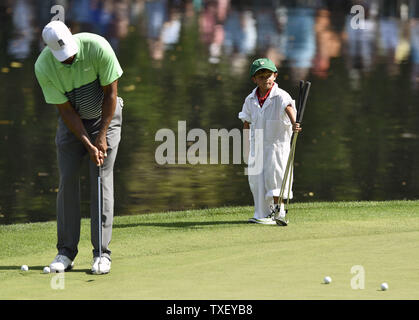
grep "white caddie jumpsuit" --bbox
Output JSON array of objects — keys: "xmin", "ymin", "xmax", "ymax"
[{"xmin": 239, "ymin": 83, "xmax": 296, "ymax": 219}]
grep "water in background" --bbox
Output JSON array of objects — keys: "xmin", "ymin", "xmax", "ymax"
[{"xmin": 0, "ymin": 0, "xmax": 418, "ymax": 224}]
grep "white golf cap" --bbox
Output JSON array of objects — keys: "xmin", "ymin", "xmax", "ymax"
[{"xmin": 42, "ymin": 21, "xmax": 78, "ymax": 62}]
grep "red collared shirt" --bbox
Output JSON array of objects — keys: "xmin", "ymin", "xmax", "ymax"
[{"xmin": 256, "ymin": 86, "xmax": 273, "ymax": 107}]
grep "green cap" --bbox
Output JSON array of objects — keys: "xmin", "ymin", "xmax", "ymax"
[{"xmin": 250, "ymin": 58, "xmax": 277, "ymax": 77}]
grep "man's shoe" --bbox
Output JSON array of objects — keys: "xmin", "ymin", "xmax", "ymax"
[
  {"xmin": 91, "ymin": 257, "xmax": 100, "ymax": 274},
  {"xmin": 50, "ymin": 254, "xmax": 74, "ymax": 273},
  {"xmin": 91, "ymin": 257, "xmax": 111, "ymax": 274}
]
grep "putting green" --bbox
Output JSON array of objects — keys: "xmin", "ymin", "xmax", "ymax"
[{"xmin": 1, "ymin": 201, "xmax": 419, "ymax": 299}]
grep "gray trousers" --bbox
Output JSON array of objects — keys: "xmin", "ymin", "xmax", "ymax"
[{"xmin": 55, "ymin": 97, "xmax": 123, "ymax": 261}]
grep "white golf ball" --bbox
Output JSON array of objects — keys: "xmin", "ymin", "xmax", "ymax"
[
  {"xmin": 21, "ymin": 265, "xmax": 29, "ymax": 272},
  {"xmin": 381, "ymin": 282, "xmax": 389, "ymax": 291},
  {"xmin": 324, "ymin": 276, "xmax": 332, "ymax": 284},
  {"xmin": 43, "ymin": 266, "xmax": 51, "ymax": 274}
]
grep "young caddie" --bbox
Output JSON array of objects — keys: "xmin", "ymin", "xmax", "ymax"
[{"xmin": 239, "ymin": 58, "xmax": 301, "ymax": 225}]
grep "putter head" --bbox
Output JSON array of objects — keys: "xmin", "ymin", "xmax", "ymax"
[
  {"xmin": 274, "ymin": 207, "xmax": 288, "ymax": 226},
  {"xmin": 275, "ymin": 216, "xmax": 289, "ymax": 226}
]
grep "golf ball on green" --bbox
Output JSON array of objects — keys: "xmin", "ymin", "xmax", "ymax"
[
  {"xmin": 43, "ymin": 266, "xmax": 50, "ymax": 274},
  {"xmin": 381, "ymin": 282, "xmax": 389, "ymax": 291},
  {"xmin": 324, "ymin": 276, "xmax": 332, "ymax": 284},
  {"xmin": 21, "ymin": 265, "xmax": 29, "ymax": 272}
]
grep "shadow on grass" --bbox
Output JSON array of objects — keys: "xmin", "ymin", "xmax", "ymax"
[
  {"xmin": 114, "ymin": 220, "xmax": 249, "ymax": 229},
  {"xmin": 0, "ymin": 265, "xmax": 46, "ymax": 271},
  {"xmin": 0, "ymin": 265, "xmax": 31, "ymax": 271},
  {"xmin": 0, "ymin": 265, "xmax": 92, "ymax": 274},
  {"xmin": 70, "ymin": 269, "xmax": 96, "ymax": 275}
]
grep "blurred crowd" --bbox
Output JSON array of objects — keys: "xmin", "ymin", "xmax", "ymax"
[{"xmin": 1, "ymin": 0, "xmax": 419, "ymax": 87}]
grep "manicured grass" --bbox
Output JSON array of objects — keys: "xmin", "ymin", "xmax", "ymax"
[{"xmin": 1, "ymin": 200, "xmax": 419, "ymax": 299}]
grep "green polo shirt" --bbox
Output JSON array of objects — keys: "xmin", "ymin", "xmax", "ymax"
[{"xmin": 35, "ymin": 32, "xmax": 123, "ymax": 119}]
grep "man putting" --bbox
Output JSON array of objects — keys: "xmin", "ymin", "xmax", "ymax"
[{"xmin": 35, "ymin": 21, "xmax": 123, "ymax": 274}]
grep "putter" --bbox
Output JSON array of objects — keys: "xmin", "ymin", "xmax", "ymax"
[
  {"xmin": 97, "ymin": 165, "xmax": 103, "ymax": 262},
  {"xmin": 298, "ymin": 80, "xmax": 304, "ymax": 112},
  {"xmin": 275, "ymin": 81, "xmax": 311, "ymax": 226}
]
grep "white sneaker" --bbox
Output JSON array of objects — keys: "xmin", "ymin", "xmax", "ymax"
[
  {"xmin": 248, "ymin": 217, "xmax": 277, "ymax": 225},
  {"xmin": 49, "ymin": 254, "xmax": 74, "ymax": 273},
  {"xmin": 279, "ymin": 203, "xmax": 287, "ymax": 218},
  {"xmin": 91, "ymin": 257, "xmax": 111, "ymax": 274},
  {"xmin": 274, "ymin": 204, "xmax": 289, "ymax": 226}
]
